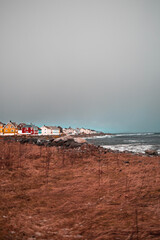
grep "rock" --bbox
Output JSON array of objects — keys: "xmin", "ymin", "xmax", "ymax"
[
  {"xmin": 63, "ymin": 139, "xmax": 74, "ymax": 147},
  {"xmin": 74, "ymin": 137, "xmax": 86, "ymax": 144},
  {"xmin": 54, "ymin": 136, "xmax": 73, "ymax": 142},
  {"xmin": 56, "ymin": 140, "xmax": 65, "ymax": 146},
  {"xmin": 53, "ymin": 136, "xmax": 85, "ymax": 148},
  {"xmin": 28, "ymin": 138, "xmax": 38, "ymax": 144},
  {"xmin": 66, "ymin": 141, "xmax": 81, "ymax": 148},
  {"xmin": 36, "ymin": 139, "xmax": 46, "ymax": 146},
  {"xmin": 16, "ymin": 136, "xmax": 88, "ymax": 149},
  {"xmin": 19, "ymin": 138, "xmax": 29, "ymax": 144},
  {"xmin": 145, "ymin": 149, "xmax": 158, "ymax": 156}
]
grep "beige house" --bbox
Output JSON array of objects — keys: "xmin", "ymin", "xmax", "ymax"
[
  {"xmin": 41, "ymin": 126, "xmax": 52, "ymax": 135},
  {"xmin": 49, "ymin": 126, "xmax": 60, "ymax": 135},
  {"xmin": 41, "ymin": 126, "xmax": 60, "ymax": 135}
]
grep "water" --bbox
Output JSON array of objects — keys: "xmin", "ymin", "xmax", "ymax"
[{"xmin": 85, "ymin": 133, "xmax": 160, "ymax": 154}]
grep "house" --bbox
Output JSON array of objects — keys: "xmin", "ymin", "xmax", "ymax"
[
  {"xmin": 38, "ymin": 127, "xmax": 42, "ymax": 135},
  {"xmin": 17, "ymin": 123, "xmax": 26, "ymax": 135},
  {"xmin": 49, "ymin": 126, "xmax": 60, "ymax": 135},
  {"xmin": 78, "ymin": 128, "xmax": 97, "ymax": 135},
  {"xmin": 0, "ymin": 122, "xmax": 5, "ymax": 135},
  {"xmin": 3, "ymin": 121, "xmax": 18, "ymax": 135},
  {"xmin": 63, "ymin": 127, "xmax": 77, "ymax": 135},
  {"xmin": 75, "ymin": 128, "xmax": 80, "ymax": 135},
  {"xmin": 41, "ymin": 125, "xmax": 61, "ymax": 135},
  {"xmin": 58, "ymin": 126, "xmax": 63, "ymax": 134},
  {"xmin": 31, "ymin": 125, "xmax": 39, "ymax": 135},
  {"xmin": 41, "ymin": 126, "xmax": 52, "ymax": 135},
  {"xmin": 22, "ymin": 124, "xmax": 39, "ymax": 135}
]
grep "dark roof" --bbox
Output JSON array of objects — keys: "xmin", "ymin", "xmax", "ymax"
[
  {"xmin": 23, "ymin": 124, "xmax": 38, "ymax": 130},
  {"xmin": 17, "ymin": 123, "xmax": 26, "ymax": 130},
  {"xmin": 23, "ymin": 124, "xmax": 33, "ymax": 128}
]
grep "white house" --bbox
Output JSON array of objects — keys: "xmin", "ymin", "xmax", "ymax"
[
  {"xmin": 41, "ymin": 126, "xmax": 52, "ymax": 135},
  {"xmin": 79, "ymin": 128, "xmax": 97, "ymax": 134},
  {"xmin": 63, "ymin": 128, "xmax": 77, "ymax": 135}
]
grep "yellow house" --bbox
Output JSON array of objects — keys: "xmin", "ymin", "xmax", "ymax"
[
  {"xmin": 4, "ymin": 121, "xmax": 18, "ymax": 135},
  {"xmin": 0, "ymin": 122, "xmax": 4, "ymax": 135}
]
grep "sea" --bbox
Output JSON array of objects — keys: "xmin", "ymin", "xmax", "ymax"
[{"xmin": 85, "ymin": 133, "xmax": 160, "ymax": 154}]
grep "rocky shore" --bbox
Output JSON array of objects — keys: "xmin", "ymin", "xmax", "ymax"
[
  {"xmin": 1, "ymin": 135, "xmax": 88, "ymax": 148},
  {"xmin": 0, "ymin": 135, "xmax": 158, "ymax": 156}
]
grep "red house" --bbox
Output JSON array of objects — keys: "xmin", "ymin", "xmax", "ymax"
[{"xmin": 22, "ymin": 124, "xmax": 38, "ymax": 135}]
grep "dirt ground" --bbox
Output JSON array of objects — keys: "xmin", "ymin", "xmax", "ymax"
[{"xmin": 0, "ymin": 140, "xmax": 160, "ymax": 240}]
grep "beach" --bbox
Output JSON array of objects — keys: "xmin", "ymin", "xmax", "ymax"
[{"xmin": 0, "ymin": 138, "xmax": 160, "ymax": 239}]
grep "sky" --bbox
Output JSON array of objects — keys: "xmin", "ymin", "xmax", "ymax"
[{"xmin": 1, "ymin": 0, "xmax": 160, "ymax": 133}]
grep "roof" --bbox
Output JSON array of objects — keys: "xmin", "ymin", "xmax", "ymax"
[
  {"xmin": 5, "ymin": 121, "xmax": 18, "ymax": 128},
  {"xmin": 23, "ymin": 124, "xmax": 33, "ymax": 128},
  {"xmin": 41, "ymin": 125, "xmax": 51, "ymax": 129},
  {"xmin": 17, "ymin": 123, "xmax": 26, "ymax": 130},
  {"xmin": 0, "ymin": 122, "xmax": 5, "ymax": 126},
  {"xmin": 48, "ymin": 126, "xmax": 60, "ymax": 130},
  {"xmin": 32, "ymin": 125, "xmax": 39, "ymax": 130},
  {"xmin": 10, "ymin": 121, "xmax": 18, "ymax": 127},
  {"xmin": 23, "ymin": 124, "xmax": 38, "ymax": 130},
  {"xmin": 41, "ymin": 125, "xmax": 60, "ymax": 131}
]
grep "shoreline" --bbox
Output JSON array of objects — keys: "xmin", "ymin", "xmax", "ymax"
[{"xmin": 0, "ymin": 134, "xmax": 159, "ymax": 156}]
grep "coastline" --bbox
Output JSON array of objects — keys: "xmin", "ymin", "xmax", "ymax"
[{"xmin": 0, "ymin": 133, "xmax": 159, "ymax": 156}]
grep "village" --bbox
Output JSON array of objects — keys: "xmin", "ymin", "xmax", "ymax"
[{"xmin": 0, "ymin": 120, "xmax": 98, "ymax": 136}]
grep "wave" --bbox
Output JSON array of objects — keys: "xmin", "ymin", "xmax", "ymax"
[
  {"xmin": 102, "ymin": 144, "xmax": 160, "ymax": 154},
  {"xmin": 84, "ymin": 134, "xmax": 113, "ymax": 140},
  {"xmin": 124, "ymin": 140, "xmax": 145, "ymax": 143},
  {"xmin": 85, "ymin": 132, "xmax": 159, "ymax": 140},
  {"xmin": 113, "ymin": 132, "xmax": 154, "ymax": 137}
]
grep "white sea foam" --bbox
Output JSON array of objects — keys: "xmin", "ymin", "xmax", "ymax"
[
  {"xmin": 124, "ymin": 140, "xmax": 144, "ymax": 143},
  {"xmin": 114, "ymin": 133, "xmax": 154, "ymax": 137},
  {"xmin": 84, "ymin": 134, "xmax": 113, "ymax": 140},
  {"xmin": 102, "ymin": 144, "xmax": 160, "ymax": 154},
  {"xmin": 85, "ymin": 132, "xmax": 155, "ymax": 140}
]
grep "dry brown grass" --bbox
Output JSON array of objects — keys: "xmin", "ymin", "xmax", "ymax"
[{"xmin": 0, "ymin": 140, "xmax": 160, "ymax": 239}]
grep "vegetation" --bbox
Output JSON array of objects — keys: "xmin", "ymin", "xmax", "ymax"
[{"xmin": 0, "ymin": 139, "xmax": 160, "ymax": 239}]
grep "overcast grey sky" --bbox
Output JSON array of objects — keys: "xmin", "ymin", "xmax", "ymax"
[{"xmin": 1, "ymin": 0, "xmax": 160, "ymax": 132}]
